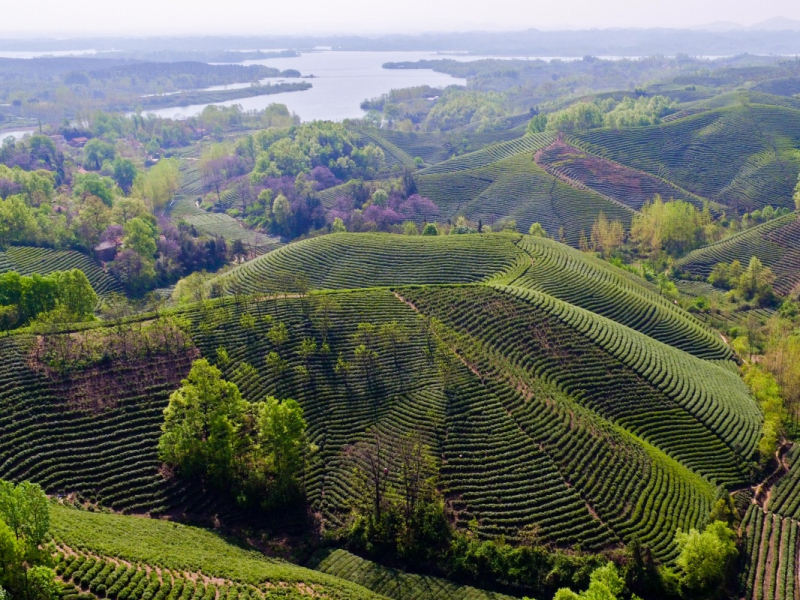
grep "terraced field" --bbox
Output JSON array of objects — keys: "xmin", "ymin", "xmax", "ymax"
[
  {"xmin": 739, "ymin": 506, "xmax": 799, "ymax": 600},
  {"xmin": 209, "ymin": 233, "xmax": 522, "ymax": 294},
  {"xmin": 51, "ymin": 505, "xmax": 382, "ymax": 600},
  {"xmin": 419, "ymin": 133, "xmax": 556, "ymax": 176},
  {"xmin": 0, "ymin": 335, "xmax": 199, "ymax": 513},
  {"xmin": 535, "ymin": 138, "xmax": 711, "ymax": 211},
  {"xmin": 0, "ymin": 232, "xmax": 768, "ymax": 588},
  {"xmin": 310, "ymin": 549, "xmax": 515, "ymax": 600},
  {"xmin": 0, "ymin": 246, "xmax": 123, "ymax": 295},
  {"xmin": 675, "ymin": 212, "xmax": 800, "ymax": 296},
  {"xmin": 572, "ymin": 105, "xmax": 800, "ymax": 212},
  {"xmin": 169, "ymin": 159, "xmax": 280, "ymax": 254},
  {"xmin": 211, "ymin": 233, "xmax": 729, "ymax": 361},
  {"xmin": 417, "ymin": 153, "xmax": 633, "ymax": 245},
  {"xmin": 767, "ymin": 447, "xmax": 800, "ymax": 520}
]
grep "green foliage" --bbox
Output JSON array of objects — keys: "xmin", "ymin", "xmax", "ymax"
[
  {"xmin": 631, "ymin": 196, "xmax": 712, "ymax": 258},
  {"xmin": 0, "ymin": 480, "xmax": 56, "ymax": 600},
  {"xmin": 83, "ymin": 139, "xmax": 116, "ymax": 171},
  {"xmin": 0, "ymin": 269, "xmax": 97, "ymax": 330},
  {"xmin": 736, "ymin": 256, "xmax": 776, "ymax": 306},
  {"xmin": 528, "ymin": 222, "xmax": 547, "ymax": 237},
  {"xmin": 421, "ymin": 223, "xmax": 438, "ymax": 236},
  {"xmin": 159, "ymin": 358, "xmax": 310, "ymax": 507},
  {"xmin": 604, "ymin": 96, "xmax": 677, "ymax": 128},
  {"xmin": 422, "ymin": 90, "xmax": 507, "ymax": 132},
  {"xmin": 73, "ymin": 173, "xmax": 116, "ymax": 207},
  {"xmin": 673, "ymin": 521, "xmax": 737, "ymax": 595},
  {"xmin": 742, "ymin": 364, "xmax": 787, "ymax": 462},
  {"xmin": 545, "ymin": 102, "xmax": 605, "ymax": 133},
  {"xmin": 122, "ymin": 217, "xmax": 158, "ymax": 259},
  {"xmin": 251, "ymin": 122, "xmax": 385, "ymax": 180},
  {"xmin": 553, "ymin": 563, "xmax": 635, "ymax": 600},
  {"xmin": 0, "ymin": 165, "xmax": 55, "ymax": 207},
  {"xmin": 159, "ymin": 358, "xmax": 247, "ymax": 483},
  {"xmin": 527, "ymin": 114, "xmax": 548, "ymax": 134}
]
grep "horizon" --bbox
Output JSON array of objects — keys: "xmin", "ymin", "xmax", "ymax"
[{"xmin": 3, "ymin": 0, "xmax": 800, "ymax": 38}]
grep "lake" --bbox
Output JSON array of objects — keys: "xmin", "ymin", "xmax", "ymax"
[
  {"xmin": 0, "ymin": 129, "xmax": 35, "ymax": 142},
  {"xmin": 142, "ymin": 50, "xmax": 473, "ymax": 122}
]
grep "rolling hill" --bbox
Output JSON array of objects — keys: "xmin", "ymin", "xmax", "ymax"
[
  {"xmin": 571, "ymin": 104, "xmax": 800, "ymax": 213},
  {"xmin": 675, "ymin": 211, "xmax": 800, "ymax": 296},
  {"xmin": 0, "ymin": 245, "xmax": 124, "ymax": 296},
  {"xmin": 0, "ymin": 233, "xmax": 761, "ymax": 575}
]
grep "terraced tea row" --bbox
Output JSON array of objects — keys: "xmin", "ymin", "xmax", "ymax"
[
  {"xmin": 573, "ymin": 105, "xmax": 800, "ymax": 212},
  {"xmin": 401, "ymin": 285, "xmax": 758, "ymax": 485},
  {"xmin": 766, "ymin": 447, "xmax": 800, "ymax": 519},
  {"xmin": 417, "ymin": 154, "xmax": 633, "ymax": 246},
  {"xmin": 51, "ymin": 505, "xmax": 381, "ymax": 599},
  {"xmin": 535, "ymin": 138, "xmax": 711, "ymax": 211},
  {"xmin": 0, "ymin": 337, "xmax": 200, "ymax": 514},
  {"xmin": 739, "ymin": 507, "xmax": 799, "ymax": 600},
  {"xmin": 675, "ymin": 212, "xmax": 800, "ymax": 295},
  {"xmin": 182, "ymin": 290, "xmax": 706, "ymax": 555},
  {"xmin": 504, "ymin": 237, "xmax": 733, "ymax": 360},
  {"xmin": 419, "ymin": 133, "xmax": 555, "ymax": 175},
  {"xmin": 209, "ymin": 233, "xmax": 521, "ymax": 294},
  {"xmin": 0, "ymin": 246, "xmax": 123, "ymax": 295},
  {"xmin": 310, "ymin": 549, "xmax": 515, "ymax": 600}
]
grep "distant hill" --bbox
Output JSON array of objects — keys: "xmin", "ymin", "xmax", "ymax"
[
  {"xmin": 675, "ymin": 211, "xmax": 800, "ymax": 296},
  {"xmin": 0, "ymin": 246, "xmax": 123, "ymax": 296}
]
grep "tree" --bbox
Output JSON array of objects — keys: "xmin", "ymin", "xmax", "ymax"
[
  {"xmin": 371, "ymin": 189, "xmax": 388, "ymax": 207},
  {"xmin": 794, "ymin": 173, "xmax": 800, "ymax": 211},
  {"xmin": 331, "ymin": 217, "xmax": 347, "ymax": 233},
  {"xmin": 422, "ymin": 223, "xmax": 438, "ymax": 236},
  {"xmin": 112, "ymin": 157, "xmax": 138, "ymax": 194},
  {"xmin": 254, "ymin": 397, "xmax": 309, "ymax": 500},
  {"xmin": 123, "ymin": 217, "xmax": 158, "ymax": 259},
  {"xmin": 590, "ymin": 212, "xmax": 625, "ymax": 257},
  {"xmin": 528, "ymin": 222, "xmax": 547, "ymax": 237},
  {"xmin": 75, "ymin": 195, "xmax": 111, "ymax": 248},
  {"xmin": 673, "ymin": 521, "xmax": 737, "ymax": 595},
  {"xmin": 82, "ymin": 139, "xmax": 115, "ymax": 171},
  {"xmin": 50, "ymin": 270, "xmax": 97, "ymax": 319},
  {"xmin": 737, "ymin": 256, "xmax": 776, "ymax": 306},
  {"xmin": 135, "ymin": 159, "xmax": 181, "ymax": 213},
  {"xmin": 271, "ymin": 194, "xmax": 291, "ymax": 234},
  {"xmin": 630, "ymin": 196, "xmax": 709, "ymax": 258},
  {"xmin": 0, "ymin": 480, "xmax": 56, "ymax": 600},
  {"xmin": 554, "ymin": 563, "xmax": 635, "ymax": 600},
  {"xmin": 158, "ymin": 359, "xmax": 248, "ymax": 484}
]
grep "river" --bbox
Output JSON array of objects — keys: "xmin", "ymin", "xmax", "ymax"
[{"xmin": 141, "ymin": 50, "xmax": 475, "ymax": 122}]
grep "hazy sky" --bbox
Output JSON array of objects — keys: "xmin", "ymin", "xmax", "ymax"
[{"xmin": 3, "ymin": 0, "xmax": 800, "ymax": 36}]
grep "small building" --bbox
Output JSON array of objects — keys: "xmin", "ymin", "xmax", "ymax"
[{"xmin": 94, "ymin": 240, "xmax": 119, "ymax": 262}]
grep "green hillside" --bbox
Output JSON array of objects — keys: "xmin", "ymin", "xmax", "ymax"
[
  {"xmin": 51, "ymin": 505, "xmax": 383, "ymax": 599},
  {"xmin": 0, "ymin": 246, "xmax": 123, "ymax": 296},
  {"xmin": 209, "ymin": 233, "xmax": 522, "ymax": 294},
  {"xmin": 571, "ymin": 105, "xmax": 800, "ymax": 213},
  {"xmin": 210, "ymin": 233, "xmax": 731, "ymax": 361},
  {"xmin": 417, "ymin": 153, "xmax": 634, "ymax": 245},
  {"xmin": 309, "ymin": 549, "xmax": 516, "ymax": 600},
  {"xmin": 675, "ymin": 212, "xmax": 800, "ymax": 296}
]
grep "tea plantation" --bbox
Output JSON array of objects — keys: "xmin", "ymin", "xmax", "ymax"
[
  {"xmin": 0, "ymin": 246, "xmax": 123, "ymax": 295},
  {"xmin": 675, "ymin": 212, "xmax": 800, "ymax": 296}
]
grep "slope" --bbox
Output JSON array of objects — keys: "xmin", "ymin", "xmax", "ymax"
[
  {"xmin": 0, "ymin": 246, "xmax": 123, "ymax": 296},
  {"xmin": 309, "ymin": 549, "xmax": 516, "ymax": 600},
  {"xmin": 675, "ymin": 212, "xmax": 800, "ymax": 296},
  {"xmin": 51, "ymin": 505, "xmax": 383, "ymax": 600},
  {"xmin": 417, "ymin": 153, "xmax": 634, "ymax": 246},
  {"xmin": 572, "ymin": 104, "xmax": 800, "ymax": 213}
]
